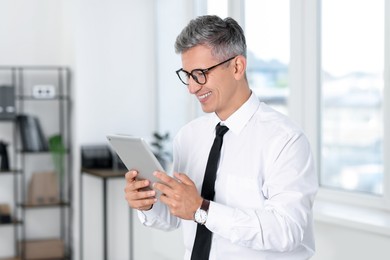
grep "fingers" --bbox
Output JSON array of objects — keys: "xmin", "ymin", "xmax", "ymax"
[
  {"xmin": 125, "ymin": 170, "xmax": 137, "ymax": 182},
  {"xmin": 124, "ymin": 170, "xmax": 157, "ymax": 210},
  {"xmin": 153, "ymin": 171, "xmax": 194, "ymax": 194},
  {"xmin": 153, "ymin": 171, "xmax": 180, "ymax": 195},
  {"xmin": 125, "ymin": 189, "xmax": 157, "ymax": 210},
  {"xmin": 153, "ymin": 171, "xmax": 175, "ymax": 184},
  {"xmin": 173, "ymin": 172, "xmax": 193, "ymax": 185},
  {"xmin": 153, "ymin": 171, "xmax": 202, "ymax": 220},
  {"xmin": 124, "ymin": 185, "xmax": 157, "ymax": 210},
  {"xmin": 124, "ymin": 170, "xmax": 151, "ymax": 192},
  {"xmin": 154, "ymin": 171, "xmax": 187, "ymax": 187}
]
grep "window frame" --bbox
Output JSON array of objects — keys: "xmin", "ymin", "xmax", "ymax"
[{"xmin": 233, "ymin": 0, "xmax": 390, "ymax": 211}]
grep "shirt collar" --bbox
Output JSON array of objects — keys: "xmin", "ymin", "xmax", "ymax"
[{"xmin": 212, "ymin": 91, "xmax": 260, "ymax": 135}]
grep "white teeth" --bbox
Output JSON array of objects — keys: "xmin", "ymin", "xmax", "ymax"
[{"xmin": 199, "ymin": 92, "xmax": 211, "ymax": 99}]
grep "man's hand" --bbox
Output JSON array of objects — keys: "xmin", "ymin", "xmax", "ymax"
[
  {"xmin": 124, "ymin": 170, "xmax": 157, "ymax": 211},
  {"xmin": 153, "ymin": 171, "xmax": 202, "ymax": 220}
]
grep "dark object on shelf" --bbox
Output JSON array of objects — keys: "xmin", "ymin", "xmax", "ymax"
[
  {"xmin": 0, "ymin": 85, "xmax": 16, "ymax": 120},
  {"xmin": 81, "ymin": 145, "xmax": 113, "ymax": 169},
  {"xmin": 0, "ymin": 203, "xmax": 12, "ymax": 223},
  {"xmin": 16, "ymin": 114, "xmax": 48, "ymax": 152},
  {"xmin": 0, "ymin": 140, "xmax": 10, "ymax": 171},
  {"xmin": 20, "ymin": 239, "xmax": 65, "ymax": 259},
  {"xmin": 28, "ymin": 171, "xmax": 59, "ymax": 205}
]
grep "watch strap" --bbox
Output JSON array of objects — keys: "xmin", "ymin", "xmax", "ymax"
[{"xmin": 201, "ymin": 199, "xmax": 210, "ymax": 212}]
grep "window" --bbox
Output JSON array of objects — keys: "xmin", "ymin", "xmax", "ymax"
[
  {"xmin": 207, "ymin": 0, "xmax": 227, "ymax": 18},
  {"xmin": 236, "ymin": 0, "xmax": 389, "ymax": 205},
  {"xmin": 244, "ymin": 0, "xmax": 290, "ymax": 114},
  {"xmin": 216, "ymin": 0, "xmax": 388, "ymax": 204},
  {"xmin": 320, "ymin": 0, "xmax": 384, "ymax": 195}
]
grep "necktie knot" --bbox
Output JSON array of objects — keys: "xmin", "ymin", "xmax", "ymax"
[{"xmin": 216, "ymin": 124, "xmax": 229, "ymax": 137}]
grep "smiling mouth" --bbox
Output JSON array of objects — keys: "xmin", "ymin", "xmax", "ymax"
[{"xmin": 198, "ymin": 92, "xmax": 211, "ymax": 100}]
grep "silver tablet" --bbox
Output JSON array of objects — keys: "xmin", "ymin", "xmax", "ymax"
[{"xmin": 107, "ymin": 134, "xmax": 165, "ymax": 193}]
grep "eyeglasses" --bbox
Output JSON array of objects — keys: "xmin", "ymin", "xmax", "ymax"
[{"xmin": 175, "ymin": 56, "xmax": 236, "ymax": 85}]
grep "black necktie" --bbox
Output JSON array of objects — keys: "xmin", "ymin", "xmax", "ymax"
[{"xmin": 191, "ymin": 123, "xmax": 229, "ymax": 260}]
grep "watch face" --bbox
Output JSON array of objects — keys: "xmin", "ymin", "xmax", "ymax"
[{"xmin": 194, "ymin": 209, "xmax": 207, "ymax": 225}]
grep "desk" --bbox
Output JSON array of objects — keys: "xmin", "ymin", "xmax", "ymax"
[{"xmin": 80, "ymin": 168, "xmax": 132, "ymax": 260}]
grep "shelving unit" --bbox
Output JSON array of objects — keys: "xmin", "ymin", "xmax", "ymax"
[
  {"xmin": 0, "ymin": 66, "xmax": 72, "ymax": 260},
  {"xmin": 0, "ymin": 170, "xmax": 22, "ymax": 229}
]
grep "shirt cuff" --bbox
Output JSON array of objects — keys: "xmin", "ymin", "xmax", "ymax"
[
  {"xmin": 205, "ymin": 201, "xmax": 235, "ymax": 238},
  {"xmin": 137, "ymin": 201, "xmax": 163, "ymax": 225}
]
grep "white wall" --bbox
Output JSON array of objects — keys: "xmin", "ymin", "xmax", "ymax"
[
  {"xmin": 73, "ymin": 0, "xmax": 157, "ymax": 143},
  {"xmin": 155, "ymin": 0, "xmax": 200, "ymax": 136},
  {"xmin": 313, "ymin": 221, "xmax": 390, "ymax": 260},
  {"xmin": 0, "ymin": 0, "xmax": 67, "ymax": 65},
  {"xmin": 72, "ymin": 0, "xmax": 159, "ymax": 259}
]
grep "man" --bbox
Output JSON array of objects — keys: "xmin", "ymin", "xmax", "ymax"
[{"xmin": 125, "ymin": 15, "xmax": 318, "ymax": 260}]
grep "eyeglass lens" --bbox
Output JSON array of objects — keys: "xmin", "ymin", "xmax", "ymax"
[{"xmin": 177, "ymin": 70, "xmax": 206, "ymax": 85}]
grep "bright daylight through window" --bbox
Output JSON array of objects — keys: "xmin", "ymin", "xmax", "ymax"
[
  {"xmin": 245, "ymin": 0, "xmax": 290, "ymax": 115},
  {"xmin": 208, "ymin": 0, "xmax": 386, "ymax": 197},
  {"xmin": 207, "ymin": 0, "xmax": 227, "ymax": 18},
  {"xmin": 321, "ymin": 0, "xmax": 384, "ymax": 195}
]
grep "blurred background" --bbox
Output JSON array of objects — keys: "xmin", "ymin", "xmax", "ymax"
[{"xmin": 0, "ymin": 0, "xmax": 389, "ymax": 259}]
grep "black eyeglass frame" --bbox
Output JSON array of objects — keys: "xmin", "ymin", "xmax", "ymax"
[{"xmin": 175, "ymin": 56, "xmax": 236, "ymax": 85}]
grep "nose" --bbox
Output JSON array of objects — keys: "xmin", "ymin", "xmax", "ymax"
[{"xmin": 187, "ymin": 79, "xmax": 203, "ymax": 94}]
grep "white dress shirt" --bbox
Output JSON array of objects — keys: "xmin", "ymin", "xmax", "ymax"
[{"xmin": 138, "ymin": 92, "xmax": 318, "ymax": 260}]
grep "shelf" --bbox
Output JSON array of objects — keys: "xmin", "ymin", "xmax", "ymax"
[
  {"xmin": 15, "ymin": 96, "xmax": 70, "ymax": 101},
  {"xmin": 16, "ymin": 150, "xmax": 70, "ymax": 155},
  {"xmin": 0, "ymin": 119, "xmax": 15, "ymax": 123},
  {"xmin": 18, "ymin": 202, "xmax": 70, "ymax": 209},
  {"xmin": 82, "ymin": 168, "xmax": 126, "ymax": 179},
  {"xmin": 2, "ymin": 256, "xmax": 72, "ymax": 260},
  {"xmin": 0, "ymin": 65, "xmax": 70, "ymax": 70},
  {"xmin": 10, "ymin": 257, "xmax": 71, "ymax": 260},
  {"xmin": 0, "ymin": 219, "xmax": 23, "ymax": 226},
  {"xmin": 18, "ymin": 239, "xmax": 70, "ymax": 260},
  {"xmin": 0, "ymin": 170, "xmax": 21, "ymax": 175},
  {"xmin": 17, "ymin": 150, "xmax": 49, "ymax": 154}
]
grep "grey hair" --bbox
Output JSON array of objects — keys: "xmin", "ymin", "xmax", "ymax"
[{"xmin": 174, "ymin": 15, "xmax": 247, "ymax": 60}]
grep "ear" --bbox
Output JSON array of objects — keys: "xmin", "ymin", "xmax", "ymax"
[{"xmin": 232, "ymin": 55, "xmax": 246, "ymax": 80}]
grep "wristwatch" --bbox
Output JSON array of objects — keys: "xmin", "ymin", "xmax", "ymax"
[{"xmin": 194, "ymin": 199, "xmax": 210, "ymax": 225}]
